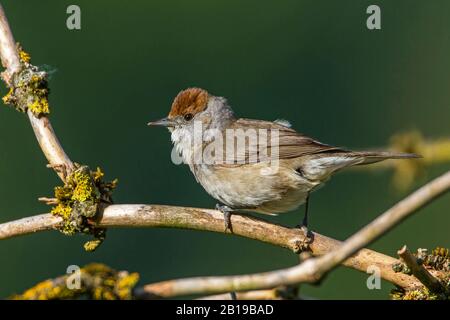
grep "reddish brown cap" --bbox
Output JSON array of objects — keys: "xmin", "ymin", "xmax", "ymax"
[{"xmin": 168, "ymin": 88, "xmax": 209, "ymax": 119}]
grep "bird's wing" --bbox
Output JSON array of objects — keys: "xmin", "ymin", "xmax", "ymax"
[{"xmin": 213, "ymin": 118, "xmax": 346, "ymax": 166}]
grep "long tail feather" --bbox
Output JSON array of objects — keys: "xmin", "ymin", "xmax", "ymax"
[{"xmin": 354, "ymin": 151, "xmax": 421, "ymax": 165}]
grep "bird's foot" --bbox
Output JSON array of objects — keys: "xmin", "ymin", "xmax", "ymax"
[
  {"xmin": 293, "ymin": 224, "xmax": 313, "ymax": 253},
  {"xmin": 215, "ymin": 204, "xmax": 234, "ymax": 233}
]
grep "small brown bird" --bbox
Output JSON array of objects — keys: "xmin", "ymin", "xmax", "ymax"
[{"xmin": 148, "ymin": 88, "xmax": 418, "ymax": 237}]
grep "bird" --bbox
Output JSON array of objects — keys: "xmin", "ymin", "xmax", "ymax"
[{"xmin": 148, "ymin": 87, "xmax": 419, "ymax": 244}]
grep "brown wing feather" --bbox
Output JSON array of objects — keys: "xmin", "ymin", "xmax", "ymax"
[{"xmin": 214, "ymin": 118, "xmax": 346, "ymax": 166}]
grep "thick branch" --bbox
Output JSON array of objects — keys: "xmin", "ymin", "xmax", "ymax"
[
  {"xmin": 397, "ymin": 245, "xmax": 446, "ymax": 293},
  {"xmin": 0, "ymin": 205, "xmax": 421, "ymax": 290}
]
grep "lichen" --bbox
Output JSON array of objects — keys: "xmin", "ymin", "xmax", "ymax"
[
  {"xmin": 83, "ymin": 228, "xmax": 106, "ymax": 252},
  {"xmin": 392, "ymin": 262, "xmax": 412, "ymax": 275},
  {"xmin": 50, "ymin": 164, "xmax": 118, "ymax": 251},
  {"xmin": 28, "ymin": 95, "xmax": 49, "ymax": 115},
  {"xmin": 391, "ymin": 246, "xmax": 450, "ymax": 300},
  {"xmin": 2, "ymin": 45, "xmax": 50, "ymax": 117},
  {"xmin": 391, "ymin": 287, "xmax": 443, "ymax": 300},
  {"xmin": 81, "ymin": 263, "xmax": 139, "ymax": 300},
  {"xmin": 11, "ymin": 263, "xmax": 139, "ymax": 300},
  {"xmin": 11, "ymin": 279, "xmax": 80, "ymax": 300},
  {"xmin": 2, "ymin": 87, "xmax": 13, "ymax": 105},
  {"xmin": 423, "ymin": 247, "xmax": 450, "ymax": 272},
  {"xmin": 19, "ymin": 49, "xmax": 31, "ymax": 63}
]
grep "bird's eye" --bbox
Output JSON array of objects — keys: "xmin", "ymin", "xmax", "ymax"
[{"xmin": 184, "ymin": 113, "xmax": 194, "ymax": 121}]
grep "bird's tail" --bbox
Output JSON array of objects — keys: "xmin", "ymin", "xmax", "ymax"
[
  {"xmin": 300, "ymin": 150, "xmax": 420, "ymax": 181},
  {"xmin": 353, "ymin": 151, "xmax": 421, "ymax": 165}
]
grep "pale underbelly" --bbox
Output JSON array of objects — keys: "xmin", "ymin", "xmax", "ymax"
[{"xmin": 193, "ymin": 164, "xmax": 319, "ymax": 215}]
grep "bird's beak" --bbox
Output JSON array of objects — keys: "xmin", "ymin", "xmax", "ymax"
[{"xmin": 147, "ymin": 117, "xmax": 177, "ymax": 127}]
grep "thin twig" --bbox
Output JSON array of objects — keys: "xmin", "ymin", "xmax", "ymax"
[
  {"xmin": 133, "ymin": 170, "xmax": 450, "ymax": 298},
  {"xmin": 397, "ymin": 245, "xmax": 446, "ymax": 293}
]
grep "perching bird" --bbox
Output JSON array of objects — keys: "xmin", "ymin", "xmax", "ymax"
[{"xmin": 148, "ymin": 88, "xmax": 419, "ymax": 241}]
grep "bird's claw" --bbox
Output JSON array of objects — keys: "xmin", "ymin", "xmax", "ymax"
[
  {"xmin": 293, "ymin": 224, "xmax": 313, "ymax": 253},
  {"xmin": 216, "ymin": 204, "xmax": 234, "ymax": 233}
]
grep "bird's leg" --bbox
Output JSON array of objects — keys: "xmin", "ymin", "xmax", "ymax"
[
  {"xmin": 230, "ymin": 292, "xmax": 237, "ymax": 300},
  {"xmin": 300, "ymin": 194, "xmax": 309, "ymax": 235},
  {"xmin": 295, "ymin": 194, "xmax": 313, "ymax": 252},
  {"xmin": 215, "ymin": 203, "xmax": 234, "ymax": 233}
]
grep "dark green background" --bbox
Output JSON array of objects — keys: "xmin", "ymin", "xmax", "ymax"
[{"xmin": 0, "ymin": 0, "xmax": 448, "ymax": 299}]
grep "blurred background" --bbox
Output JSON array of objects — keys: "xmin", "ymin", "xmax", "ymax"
[{"xmin": 0, "ymin": 0, "xmax": 449, "ymax": 299}]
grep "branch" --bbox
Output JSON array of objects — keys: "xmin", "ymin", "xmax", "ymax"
[
  {"xmin": 0, "ymin": 206, "xmax": 420, "ymax": 290},
  {"xmin": 397, "ymin": 245, "xmax": 446, "ymax": 294},
  {"xmin": 195, "ymin": 285, "xmax": 301, "ymax": 300},
  {"xmin": 0, "ymin": 6, "xmax": 20, "ymax": 83},
  {"xmin": 132, "ymin": 170, "xmax": 450, "ymax": 298},
  {"xmin": 196, "ymin": 289, "xmax": 283, "ymax": 300},
  {"xmin": 5, "ymin": 170, "xmax": 448, "ymax": 297},
  {"xmin": 0, "ymin": 4, "xmax": 74, "ymax": 181}
]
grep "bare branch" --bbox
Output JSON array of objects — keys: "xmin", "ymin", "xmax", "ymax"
[
  {"xmin": 0, "ymin": 5, "xmax": 20, "ymax": 83},
  {"xmin": 0, "ymin": 214, "xmax": 61, "ymax": 239},
  {"xmin": 27, "ymin": 113, "xmax": 75, "ymax": 179},
  {"xmin": 0, "ymin": 206, "xmax": 420, "ymax": 290},
  {"xmin": 0, "ymin": 4, "xmax": 74, "ymax": 180},
  {"xmin": 134, "ymin": 170, "xmax": 450, "ymax": 298},
  {"xmin": 397, "ymin": 245, "xmax": 446, "ymax": 293},
  {"xmin": 195, "ymin": 285, "xmax": 300, "ymax": 300},
  {"xmin": 196, "ymin": 289, "xmax": 281, "ymax": 300}
]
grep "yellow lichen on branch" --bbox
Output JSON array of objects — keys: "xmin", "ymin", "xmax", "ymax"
[
  {"xmin": 48, "ymin": 165, "xmax": 118, "ymax": 251},
  {"xmin": 391, "ymin": 246, "xmax": 450, "ymax": 300},
  {"xmin": 11, "ymin": 263, "xmax": 139, "ymax": 300},
  {"xmin": 18, "ymin": 49, "xmax": 30, "ymax": 63},
  {"xmin": 2, "ymin": 46, "xmax": 50, "ymax": 116}
]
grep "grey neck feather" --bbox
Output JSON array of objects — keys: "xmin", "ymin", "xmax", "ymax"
[{"xmin": 202, "ymin": 96, "xmax": 236, "ymax": 130}]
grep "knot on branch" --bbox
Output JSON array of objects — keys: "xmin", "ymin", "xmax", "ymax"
[
  {"xmin": 11, "ymin": 263, "xmax": 139, "ymax": 300},
  {"xmin": 47, "ymin": 164, "xmax": 118, "ymax": 251},
  {"xmin": 2, "ymin": 45, "xmax": 50, "ymax": 116},
  {"xmin": 391, "ymin": 246, "xmax": 450, "ymax": 300}
]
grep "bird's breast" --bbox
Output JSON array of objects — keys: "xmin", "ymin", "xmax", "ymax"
[{"xmin": 191, "ymin": 162, "xmax": 319, "ymax": 214}]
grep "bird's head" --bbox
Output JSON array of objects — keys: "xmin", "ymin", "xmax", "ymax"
[{"xmin": 148, "ymin": 87, "xmax": 235, "ymax": 133}]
